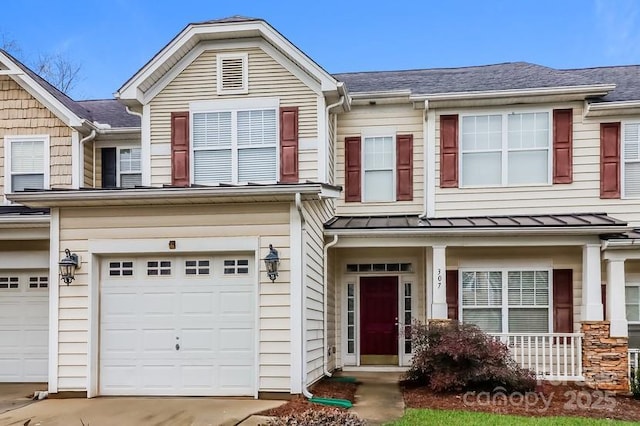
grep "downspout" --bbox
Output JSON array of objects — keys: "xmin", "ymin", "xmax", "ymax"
[
  {"xmin": 325, "ymin": 97, "xmax": 344, "ymax": 184},
  {"xmin": 420, "ymin": 100, "xmax": 429, "ymax": 218},
  {"xmin": 322, "ymin": 235, "xmax": 339, "ymax": 377},
  {"xmin": 295, "ymin": 193, "xmax": 313, "ymax": 399},
  {"xmin": 79, "ymin": 130, "xmax": 97, "ymax": 187}
]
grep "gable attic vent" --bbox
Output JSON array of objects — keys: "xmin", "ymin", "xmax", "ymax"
[{"xmin": 217, "ymin": 53, "xmax": 248, "ymax": 94}]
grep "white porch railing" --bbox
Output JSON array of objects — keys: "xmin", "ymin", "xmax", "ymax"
[
  {"xmin": 629, "ymin": 348, "xmax": 640, "ymax": 378},
  {"xmin": 490, "ymin": 333, "xmax": 583, "ymax": 381}
]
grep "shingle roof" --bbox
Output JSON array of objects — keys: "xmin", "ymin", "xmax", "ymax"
[
  {"xmin": 0, "ymin": 49, "xmax": 93, "ymax": 121},
  {"xmin": 569, "ymin": 65, "xmax": 640, "ymax": 102},
  {"xmin": 1, "ymin": 49, "xmax": 139, "ymax": 129},
  {"xmin": 334, "ymin": 62, "xmax": 606, "ymax": 95},
  {"xmin": 77, "ymin": 100, "xmax": 140, "ymax": 128},
  {"xmin": 195, "ymin": 16, "xmax": 262, "ymax": 24},
  {"xmin": 325, "ymin": 213, "xmax": 627, "ymax": 230}
]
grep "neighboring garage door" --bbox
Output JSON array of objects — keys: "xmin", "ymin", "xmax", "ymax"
[
  {"xmin": 0, "ymin": 270, "xmax": 48, "ymax": 382},
  {"xmin": 100, "ymin": 255, "xmax": 255, "ymax": 396}
]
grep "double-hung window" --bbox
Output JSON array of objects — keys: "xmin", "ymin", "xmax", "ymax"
[
  {"xmin": 191, "ymin": 99, "xmax": 277, "ymax": 185},
  {"xmin": 461, "ymin": 269, "xmax": 551, "ymax": 333},
  {"xmin": 461, "ymin": 111, "xmax": 550, "ymax": 186},
  {"xmin": 626, "ymin": 282, "xmax": 640, "ymax": 323},
  {"xmin": 623, "ymin": 122, "xmax": 640, "ymax": 198},
  {"xmin": 363, "ymin": 135, "xmax": 394, "ymax": 201},
  {"xmin": 4, "ymin": 135, "xmax": 49, "ymax": 193}
]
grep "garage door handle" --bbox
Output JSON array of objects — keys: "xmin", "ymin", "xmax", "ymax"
[{"xmin": 175, "ymin": 343, "xmax": 180, "ymax": 351}]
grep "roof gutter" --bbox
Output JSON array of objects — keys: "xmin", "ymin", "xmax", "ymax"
[
  {"xmin": 602, "ymin": 238, "xmax": 640, "ymax": 251},
  {"xmin": 324, "ymin": 226, "xmax": 629, "ymax": 237},
  {"xmin": 6, "ymin": 183, "xmax": 342, "ymax": 207},
  {"xmin": 584, "ymin": 100, "xmax": 640, "ymax": 117},
  {"xmin": 408, "ymin": 84, "xmax": 616, "ymax": 102}
]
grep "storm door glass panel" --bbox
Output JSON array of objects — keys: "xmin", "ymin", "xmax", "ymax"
[
  {"xmin": 403, "ymin": 282, "xmax": 412, "ymax": 354},
  {"xmin": 347, "ymin": 283, "xmax": 356, "ymax": 354}
]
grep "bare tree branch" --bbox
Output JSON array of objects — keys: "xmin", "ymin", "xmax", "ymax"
[
  {"xmin": 33, "ymin": 52, "xmax": 82, "ymax": 95},
  {"xmin": 0, "ymin": 31, "xmax": 22, "ymax": 57}
]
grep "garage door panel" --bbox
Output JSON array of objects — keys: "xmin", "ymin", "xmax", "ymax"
[
  {"xmin": 181, "ymin": 292, "xmax": 214, "ymax": 314},
  {"xmin": 0, "ymin": 269, "xmax": 48, "ymax": 383},
  {"xmin": 180, "ymin": 329, "xmax": 214, "ymax": 352},
  {"xmin": 142, "ymin": 329, "xmax": 176, "ymax": 352},
  {"xmin": 100, "ymin": 255, "xmax": 255, "ymax": 396}
]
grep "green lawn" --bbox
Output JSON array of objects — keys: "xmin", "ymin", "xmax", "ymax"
[{"xmin": 385, "ymin": 409, "xmax": 635, "ymax": 426}]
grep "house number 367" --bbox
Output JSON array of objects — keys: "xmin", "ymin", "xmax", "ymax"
[{"xmin": 436, "ymin": 269, "xmax": 442, "ymax": 288}]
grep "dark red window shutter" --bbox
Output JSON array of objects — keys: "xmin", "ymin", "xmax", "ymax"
[
  {"xmin": 553, "ymin": 109, "xmax": 573, "ymax": 184},
  {"xmin": 553, "ymin": 269, "xmax": 573, "ymax": 333},
  {"xmin": 600, "ymin": 122, "xmax": 621, "ymax": 199},
  {"xmin": 396, "ymin": 134, "xmax": 413, "ymax": 201},
  {"xmin": 446, "ymin": 270, "xmax": 458, "ymax": 321},
  {"xmin": 440, "ymin": 115, "xmax": 459, "ymax": 188},
  {"xmin": 280, "ymin": 106, "xmax": 299, "ymax": 183},
  {"xmin": 171, "ymin": 111, "xmax": 189, "ymax": 187},
  {"xmin": 601, "ymin": 284, "xmax": 607, "ymax": 320},
  {"xmin": 344, "ymin": 136, "xmax": 361, "ymax": 202}
]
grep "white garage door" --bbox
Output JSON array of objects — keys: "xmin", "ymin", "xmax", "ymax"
[
  {"xmin": 100, "ymin": 255, "xmax": 255, "ymax": 396},
  {"xmin": 0, "ymin": 270, "xmax": 48, "ymax": 382}
]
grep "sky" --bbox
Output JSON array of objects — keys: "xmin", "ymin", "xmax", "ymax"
[{"xmin": 1, "ymin": 0, "xmax": 639, "ymax": 100}]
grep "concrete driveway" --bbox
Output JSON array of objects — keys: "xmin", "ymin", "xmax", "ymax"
[
  {"xmin": 0, "ymin": 396, "xmax": 284, "ymax": 426},
  {"xmin": 0, "ymin": 383, "xmax": 46, "ymax": 415}
]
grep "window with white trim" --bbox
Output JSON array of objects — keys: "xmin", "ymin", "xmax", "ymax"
[
  {"xmin": 626, "ymin": 283, "xmax": 640, "ymax": 322},
  {"xmin": 118, "ymin": 148, "xmax": 142, "ymax": 188},
  {"xmin": 623, "ymin": 122, "xmax": 640, "ymax": 198},
  {"xmin": 216, "ymin": 53, "xmax": 248, "ymax": 94},
  {"xmin": 192, "ymin": 104, "xmax": 277, "ymax": 185},
  {"xmin": 461, "ymin": 269, "xmax": 550, "ymax": 333},
  {"xmin": 461, "ymin": 112, "xmax": 550, "ymax": 187},
  {"xmin": 5, "ymin": 136, "xmax": 49, "ymax": 193},
  {"xmin": 363, "ymin": 136, "xmax": 394, "ymax": 201}
]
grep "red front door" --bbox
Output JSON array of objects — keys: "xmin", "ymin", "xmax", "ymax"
[{"xmin": 359, "ymin": 276, "xmax": 398, "ymax": 365}]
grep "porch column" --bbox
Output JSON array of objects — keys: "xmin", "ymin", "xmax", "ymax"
[
  {"xmin": 581, "ymin": 244, "xmax": 604, "ymax": 321},
  {"xmin": 431, "ymin": 245, "xmax": 448, "ymax": 319},
  {"xmin": 606, "ymin": 259, "xmax": 628, "ymax": 337}
]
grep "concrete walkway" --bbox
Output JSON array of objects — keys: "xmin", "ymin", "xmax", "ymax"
[
  {"xmin": 349, "ymin": 371, "xmax": 405, "ymax": 425},
  {"xmin": 0, "ymin": 383, "xmax": 46, "ymax": 415},
  {"xmin": 0, "ymin": 397, "xmax": 284, "ymax": 426}
]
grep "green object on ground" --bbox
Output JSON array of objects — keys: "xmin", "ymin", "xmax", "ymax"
[
  {"xmin": 326, "ymin": 376, "xmax": 358, "ymax": 383},
  {"xmin": 309, "ymin": 397, "xmax": 353, "ymax": 408},
  {"xmin": 385, "ymin": 409, "xmax": 636, "ymax": 425}
]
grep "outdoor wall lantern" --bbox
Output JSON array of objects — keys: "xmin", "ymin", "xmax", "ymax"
[
  {"xmin": 59, "ymin": 249, "xmax": 79, "ymax": 285},
  {"xmin": 264, "ymin": 244, "xmax": 280, "ymax": 283}
]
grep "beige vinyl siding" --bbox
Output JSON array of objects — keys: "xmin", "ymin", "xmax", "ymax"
[
  {"xmin": 447, "ymin": 246, "xmax": 583, "ymax": 333},
  {"xmin": 149, "ymin": 48, "xmax": 318, "ymax": 186},
  {"xmin": 328, "ymin": 112, "xmax": 336, "ymax": 185},
  {"xmin": 335, "ymin": 103, "xmax": 424, "ymax": 215},
  {"xmin": 302, "ymin": 198, "xmax": 333, "ymax": 384},
  {"xmin": 326, "ymin": 249, "xmax": 337, "ymax": 371},
  {"xmin": 0, "ymin": 75, "xmax": 72, "ymax": 194},
  {"xmin": 57, "ymin": 203, "xmax": 292, "ymax": 392},
  {"xmin": 83, "ymin": 143, "xmax": 93, "ymax": 187},
  {"xmin": 435, "ymin": 103, "xmax": 640, "ymax": 226}
]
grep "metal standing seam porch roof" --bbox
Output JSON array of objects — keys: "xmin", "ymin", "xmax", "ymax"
[{"xmin": 324, "ymin": 213, "xmax": 628, "ymax": 230}]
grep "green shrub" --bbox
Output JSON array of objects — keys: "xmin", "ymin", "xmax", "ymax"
[
  {"xmin": 405, "ymin": 320, "xmax": 536, "ymax": 393},
  {"xmin": 264, "ymin": 408, "xmax": 366, "ymax": 426}
]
